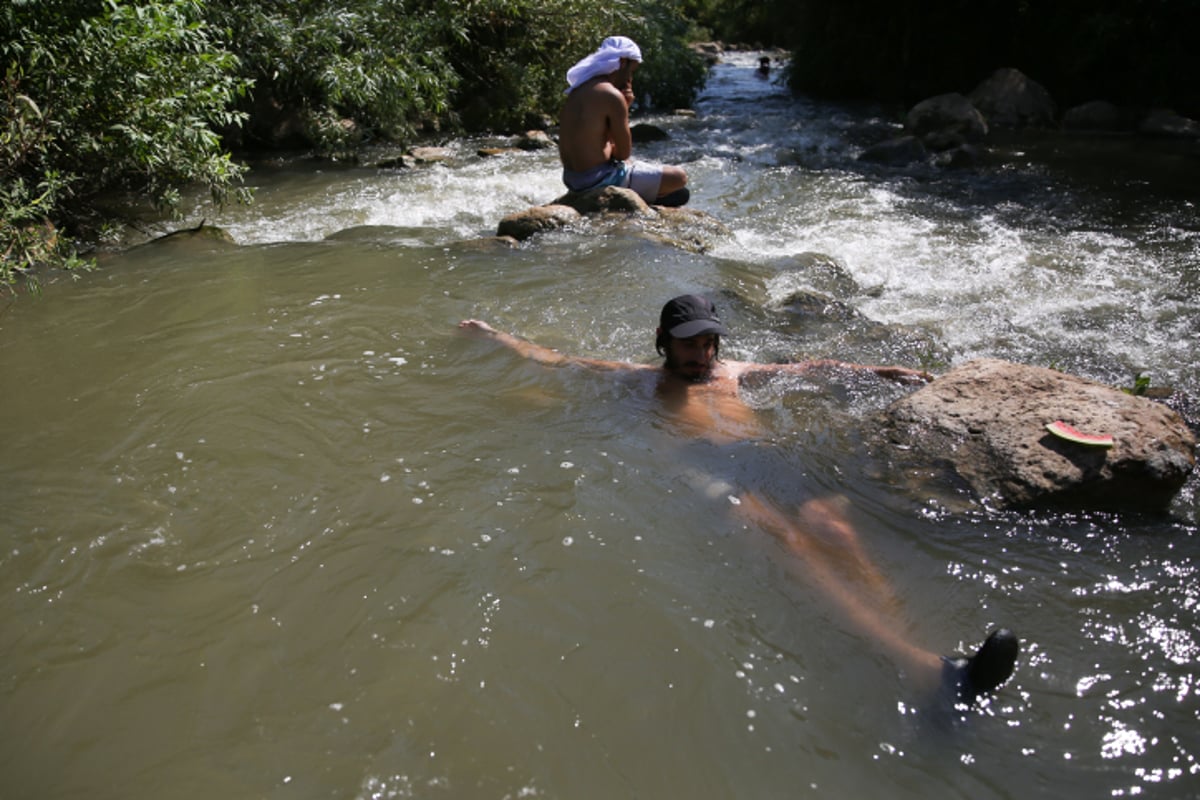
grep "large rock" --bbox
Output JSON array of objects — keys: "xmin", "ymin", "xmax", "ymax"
[
  {"xmin": 553, "ymin": 185, "xmax": 654, "ymax": 216},
  {"xmin": 516, "ymin": 130, "xmax": 555, "ymax": 150},
  {"xmin": 967, "ymin": 67, "xmax": 1057, "ymax": 128},
  {"xmin": 496, "ymin": 186, "xmax": 731, "ymax": 253},
  {"xmin": 631, "ymin": 123, "xmax": 670, "ymax": 143},
  {"xmin": 496, "ymin": 204, "xmax": 581, "ymax": 239},
  {"xmin": 904, "ymin": 93, "xmax": 988, "ymax": 150},
  {"xmin": 876, "ymin": 359, "xmax": 1196, "ymax": 510}
]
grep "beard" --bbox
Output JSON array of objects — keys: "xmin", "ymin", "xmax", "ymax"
[{"xmin": 664, "ymin": 352, "xmax": 714, "ymax": 383}]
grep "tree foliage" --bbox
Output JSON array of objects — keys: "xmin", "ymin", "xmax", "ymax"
[
  {"xmin": 1, "ymin": 0, "xmax": 249, "ymax": 291},
  {"xmin": 203, "ymin": 0, "xmax": 460, "ymax": 151},
  {"xmin": 203, "ymin": 0, "xmax": 707, "ymax": 145}
]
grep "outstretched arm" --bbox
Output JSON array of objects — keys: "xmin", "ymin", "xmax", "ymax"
[
  {"xmin": 743, "ymin": 358, "xmax": 934, "ymax": 386},
  {"xmin": 458, "ymin": 319, "xmax": 644, "ymax": 373}
]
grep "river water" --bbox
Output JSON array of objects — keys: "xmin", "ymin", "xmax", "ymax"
[{"xmin": 2, "ymin": 51, "xmax": 1198, "ymax": 799}]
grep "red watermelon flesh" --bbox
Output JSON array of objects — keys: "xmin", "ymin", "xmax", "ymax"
[{"xmin": 1045, "ymin": 420, "xmax": 1114, "ymax": 447}]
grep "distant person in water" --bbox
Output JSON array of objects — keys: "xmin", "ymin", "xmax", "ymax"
[
  {"xmin": 757, "ymin": 56, "xmax": 771, "ymax": 77},
  {"xmin": 557, "ymin": 36, "xmax": 690, "ymax": 207},
  {"xmin": 459, "ymin": 295, "xmax": 1019, "ymax": 711}
]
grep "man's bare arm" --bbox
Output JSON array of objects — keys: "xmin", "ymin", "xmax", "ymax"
[
  {"xmin": 738, "ymin": 358, "xmax": 934, "ymax": 386},
  {"xmin": 602, "ymin": 84, "xmax": 634, "ymax": 161},
  {"xmin": 458, "ymin": 319, "xmax": 645, "ymax": 373}
]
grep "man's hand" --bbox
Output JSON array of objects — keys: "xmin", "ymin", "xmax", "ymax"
[
  {"xmin": 459, "ymin": 319, "xmax": 497, "ymax": 335},
  {"xmin": 873, "ymin": 366, "xmax": 934, "ymax": 385}
]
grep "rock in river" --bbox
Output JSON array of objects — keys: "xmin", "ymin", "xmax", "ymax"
[{"xmin": 875, "ymin": 358, "xmax": 1196, "ymax": 511}]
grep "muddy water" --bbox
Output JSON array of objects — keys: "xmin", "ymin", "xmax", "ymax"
[{"xmin": 2, "ymin": 52, "xmax": 1197, "ymax": 799}]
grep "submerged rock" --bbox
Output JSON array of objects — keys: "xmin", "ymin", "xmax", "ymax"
[
  {"xmin": 144, "ymin": 223, "xmax": 236, "ymax": 248},
  {"xmin": 875, "ymin": 359, "xmax": 1196, "ymax": 510},
  {"xmin": 858, "ymin": 135, "xmax": 928, "ymax": 165}
]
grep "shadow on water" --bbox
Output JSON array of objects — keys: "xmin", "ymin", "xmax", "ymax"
[{"xmin": 1, "ymin": 51, "xmax": 1198, "ymax": 800}]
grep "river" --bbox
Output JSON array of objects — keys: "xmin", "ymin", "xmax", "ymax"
[{"xmin": 2, "ymin": 51, "xmax": 1198, "ymax": 799}]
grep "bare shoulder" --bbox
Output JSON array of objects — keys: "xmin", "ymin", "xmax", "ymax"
[
  {"xmin": 720, "ymin": 360, "xmax": 760, "ymax": 379},
  {"xmin": 572, "ymin": 79, "xmax": 627, "ymax": 109}
]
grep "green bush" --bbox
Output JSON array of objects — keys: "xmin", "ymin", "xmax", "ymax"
[
  {"xmin": 204, "ymin": 0, "xmax": 460, "ymax": 152},
  {"xmin": 1, "ymin": 0, "xmax": 250, "ymax": 290},
  {"xmin": 206, "ymin": 0, "xmax": 708, "ymax": 142}
]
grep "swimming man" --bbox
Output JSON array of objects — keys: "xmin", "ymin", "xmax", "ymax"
[{"xmin": 459, "ymin": 295, "xmax": 1019, "ymax": 710}]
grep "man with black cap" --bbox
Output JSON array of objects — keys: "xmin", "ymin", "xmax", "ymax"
[{"xmin": 458, "ymin": 295, "xmax": 1018, "ymax": 712}]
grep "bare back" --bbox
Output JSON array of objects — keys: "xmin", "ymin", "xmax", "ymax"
[{"xmin": 558, "ymin": 77, "xmax": 632, "ymax": 173}]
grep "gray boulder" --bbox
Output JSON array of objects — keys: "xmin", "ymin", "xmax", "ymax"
[
  {"xmin": 904, "ymin": 93, "xmax": 988, "ymax": 150},
  {"xmin": 876, "ymin": 358, "xmax": 1196, "ymax": 510},
  {"xmin": 553, "ymin": 185, "xmax": 654, "ymax": 216},
  {"xmin": 516, "ymin": 130, "xmax": 555, "ymax": 150},
  {"xmin": 494, "ymin": 186, "xmax": 730, "ymax": 253},
  {"xmin": 967, "ymin": 67, "xmax": 1057, "ymax": 128},
  {"xmin": 631, "ymin": 123, "xmax": 670, "ymax": 143},
  {"xmin": 496, "ymin": 204, "xmax": 581, "ymax": 240}
]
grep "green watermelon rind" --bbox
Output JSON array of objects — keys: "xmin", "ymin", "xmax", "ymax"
[{"xmin": 1045, "ymin": 420, "xmax": 1114, "ymax": 447}]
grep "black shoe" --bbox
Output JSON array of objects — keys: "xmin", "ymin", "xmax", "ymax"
[
  {"xmin": 940, "ymin": 628, "xmax": 1019, "ymax": 708},
  {"xmin": 656, "ymin": 187, "xmax": 690, "ymax": 207}
]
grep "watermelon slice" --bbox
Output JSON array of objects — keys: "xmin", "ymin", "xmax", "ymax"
[{"xmin": 1045, "ymin": 420, "xmax": 1114, "ymax": 447}]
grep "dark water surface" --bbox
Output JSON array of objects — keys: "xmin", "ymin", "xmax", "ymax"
[{"xmin": 2, "ymin": 52, "xmax": 1198, "ymax": 799}]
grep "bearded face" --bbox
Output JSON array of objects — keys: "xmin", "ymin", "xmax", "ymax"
[{"xmin": 664, "ymin": 334, "xmax": 719, "ymax": 382}]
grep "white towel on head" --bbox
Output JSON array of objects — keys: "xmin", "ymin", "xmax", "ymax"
[{"xmin": 564, "ymin": 36, "xmax": 642, "ymax": 94}]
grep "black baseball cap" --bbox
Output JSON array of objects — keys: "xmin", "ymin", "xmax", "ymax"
[{"xmin": 659, "ymin": 294, "xmax": 728, "ymax": 339}]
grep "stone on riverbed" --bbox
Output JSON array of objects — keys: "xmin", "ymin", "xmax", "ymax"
[
  {"xmin": 875, "ymin": 358, "xmax": 1196, "ymax": 511},
  {"xmin": 495, "ymin": 186, "xmax": 731, "ymax": 253},
  {"xmin": 142, "ymin": 223, "xmax": 236, "ymax": 249},
  {"xmin": 496, "ymin": 204, "xmax": 582, "ymax": 240}
]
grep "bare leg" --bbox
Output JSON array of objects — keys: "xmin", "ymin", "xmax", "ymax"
[
  {"xmin": 655, "ymin": 165, "xmax": 689, "ymax": 206},
  {"xmin": 736, "ymin": 491, "xmax": 1019, "ymax": 709},
  {"xmin": 658, "ymin": 165, "xmax": 688, "ymax": 196},
  {"xmin": 684, "ymin": 468, "xmax": 1018, "ymax": 706},
  {"xmin": 736, "ymin": 491, "xmax": 942, "ymax": 680}
]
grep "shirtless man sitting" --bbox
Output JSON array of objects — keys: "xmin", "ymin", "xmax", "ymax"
[
  {"xmin": 458, "ymin": 295, "xmax": 1019, "ymax": 712},
  {"xmin": 558, "ymin": 36, "xmax": 690, "ymax": 207}
]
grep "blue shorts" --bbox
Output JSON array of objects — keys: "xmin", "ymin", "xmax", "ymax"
[{"xmin": 562, "ymin": 159, "xmax": 664, "ymax": 203}]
